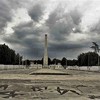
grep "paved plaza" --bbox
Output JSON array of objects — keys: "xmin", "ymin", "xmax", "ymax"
[{"xmin": 0, "ymin": 68, "xmax": 100, "ymax": 100}]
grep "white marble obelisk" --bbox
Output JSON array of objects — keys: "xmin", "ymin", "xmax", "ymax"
[{"xmin": 43, "ymin": 34, "xmax": 48, "ymax": 67}]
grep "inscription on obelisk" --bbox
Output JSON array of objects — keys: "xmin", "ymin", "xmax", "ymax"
[{"xmin": 43, "ymin": 34, "xmax": 48, "ymax": 67}]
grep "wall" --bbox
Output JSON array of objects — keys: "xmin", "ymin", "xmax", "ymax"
[{"xmin": 0, "ymin": 65, "xmax": 26, "ymax": 70}]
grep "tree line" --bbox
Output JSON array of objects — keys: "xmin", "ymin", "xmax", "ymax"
[
  {"xmin": 34, "ymin": 57, "xmax": 78, "ymax": 67},
  {"xmin": 78, "ymin": 52, "xmax": 99, "ymax": 66},
  {"xmin": 0, "ymin": 44, "xmax": 22, "ymax": 65},
  {"xmin": 34, "ymin": 52, "xmax": 100, "ymax": 67},
  {"xmin": 0, "ymin": 44, "xmax": 100, "ymax": 67}
]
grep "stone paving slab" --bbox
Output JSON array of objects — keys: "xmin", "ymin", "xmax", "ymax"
[{"xmin": 30, "ymin": 68, "xmax": 71, "ymax": 75}]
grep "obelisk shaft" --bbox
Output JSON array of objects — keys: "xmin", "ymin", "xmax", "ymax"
[{"xmin": 43, "ymin": 34, "xmax": 48, "ymax": 67}]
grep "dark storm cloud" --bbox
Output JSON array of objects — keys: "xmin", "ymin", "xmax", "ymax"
[
  {"xmin": 49, "ymin": 43, "xmax": 87, "ymax": 52},
  {"xmin": 0, "ymin": 0, "xmax": 12, "ymax": 33},
  {"xmin": 0, "ymin": 0, "xmax": 27, "ymax": 34},
  {"xmin": 12, "ymin": 20, "xmax": 44, "ymax": 39},
  {"xmin": 28, "ymin": 4, "xmax": 44, "ymax": 22},
  {"xmin": 48, "ymin": 41, "xmax": 91, "ymax": 59},
  {"xmin": 3, "ymin": 1, "xmax": 84, "ymax": 59},
  {"xmin": 12, "ymin": 21, "xmax": 34, "ymax": 38},
  {"xmin": 23, "ymin": 45, "xmax": 44, "ymax": 59},
  {"xmin": 20, "ymin": 37, "xmax": 44, "ymax": 59},
  {"xmin": 2, "ymin": 0, "xmax": 100, "ymax": 59},
  {"xmin": 46, "ymin": 6, "xmax": 82, "ymax": 41},
  {"xmin": 4, "ymin": 32, "xmax": 44, "ymax": 59},
  {"xmin": 48, "ymin": 43, "xmax": 88, "ymax": 59},
  {"xmin": 4, "ymin": 20, "xmax": 45, "ymax": 59},
  {"xmin": 3, "ymin": 1, "xmax": 48, "ymax": 59}
]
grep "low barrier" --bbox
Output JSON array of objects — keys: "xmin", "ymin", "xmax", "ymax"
[
  {"xmin": 0, "ymin": 65, "xmax": 100, "ymax": 72},
  {"xmin": 67, "ymin": 66, "xmax": 100, "ymax": 71},
  {"xmin": 0, "ymin": 65, "xmax": 26, "ymax": 70},
  {"xmin": 49, "ymin": 65, "xmax": 64, "ymax": 69}
]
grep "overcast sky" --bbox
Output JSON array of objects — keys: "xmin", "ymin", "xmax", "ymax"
[{"xmin": 0, "ymin": 0, "xmax": 100, "ymax": 60}]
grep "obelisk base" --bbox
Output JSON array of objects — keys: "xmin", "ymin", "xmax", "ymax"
[{"xmin": 43, "ymin": 65, "xmax": 48, "ymax": 68}]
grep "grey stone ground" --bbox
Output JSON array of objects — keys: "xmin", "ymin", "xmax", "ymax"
[{"xmin": 0, "ymin": 68, "xmax": 100, "ymax": 100}]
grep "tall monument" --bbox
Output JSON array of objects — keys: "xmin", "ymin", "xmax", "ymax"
[{"xmin": 43, "ymin": 34, "xmax": 48, "ymax": 67}]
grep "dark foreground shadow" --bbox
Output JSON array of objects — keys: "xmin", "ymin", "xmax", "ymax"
[
  {"xmin": 57, "ymin": 87, "xmax": 81, "ymax": 95},
  {"xmin": 30, "ymin": 73, "xmax": 71, "ymax": 75},
  {"xmin": 88, "ymin": 95, "xmax": 100, "ymax": 99}
]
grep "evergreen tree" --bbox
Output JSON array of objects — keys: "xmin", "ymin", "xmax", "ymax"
[
  {"xmin": 0, "ymin": 44, "xmax": 22, "ymax": 65},
  {"xmin": 61, "ymin": 57, "xmax": 67, "ymax": 68},
  {"xmin": 77, "ymin": 52, "xmax": 99, "ymax": 66}
]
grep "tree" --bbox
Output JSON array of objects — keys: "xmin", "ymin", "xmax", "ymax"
[
  {"xmin": 61, "ymin": 57, "xmax": 67, "ymax": 68},
  {"xmin": 67, "ymin": 59, "xmax": 78, "ymax": 66},
  {"xmin": 0, "ymin": 44, "xmax": 22, "ymax": 65},
  {"xmin": 77, "ymin": 52, "xmax": 99, "ymax": 66},
  {"xmin": 35, "ymin": 57, "xmax": 52, "ymax": 65},
  {"xmin": 48, "ymin": 57, "xmax": 52, "ymax": 65},
  {"xmin": 52, "ymin": 58, "xmax": 61, "ymax": 65}
]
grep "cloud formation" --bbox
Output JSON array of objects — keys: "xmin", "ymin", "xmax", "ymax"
[
  {"xmin": 0, "ymin": 0, "xmax": 12, "ymax": 33},
  {"xmin": 0, "ymin": 0, "xmax": 100, "ymax": 59},
  {"xmin": 28, "ymin": 4, "xmax": 44, "ymax": 22}
]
